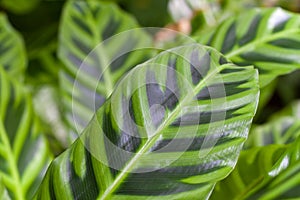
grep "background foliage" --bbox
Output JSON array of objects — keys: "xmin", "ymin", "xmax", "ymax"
[{"xmin": 1, "ymin": 0, "xmax": 300, "ymax": 199}]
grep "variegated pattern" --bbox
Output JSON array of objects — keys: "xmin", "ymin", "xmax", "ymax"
[
  {"xmin": 35, "ymin": 45, "xmax": 259, "ymax": 199},
  {"xmin": 211, "ymin": 136, "xmax": 300, "ymax": 200},
  {"xmin": 246, "ymin": 101, "xmax": 300, "ymax": 148},
  {"xmin": 0, "ymin": 14, "xmax": 26, "ymax": 79},
  {"xmin": 0, "ymin": 68, "xmax": 52, "ymax": 200},
  {"xmin": 196, "ymin": 8, "xmax": 300, "ymax": 87},
  {"xmin": 58, "ymin": 1, "xmax": 152, "ymax": 137},
  {"xmin": 0, "ymin": 178, "xmax": 10, "ymax": 200}
]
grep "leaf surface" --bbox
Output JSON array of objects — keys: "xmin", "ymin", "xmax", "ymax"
[
  {"xmin": 211, "ymin": 136, "xmax": 300, "ymax": 199},
  {"xmin": 0, "ymin": 68, "xmax": 52, "ymax": 199},
  {"xmin": 196, "ymin": 8, "xmax": 300, "ymax": 87},
  {"xmin": 246, "ymin": 101, "xmax": 300, "ymax": 148},
  {"xmin": 35, "ymin": 44, "xmax": 259, "ymax": 199},
  {"xmin": 0, "ymin": 14, "xmax": 26, "ymax": 78},
  {"xmin": 0, "ymin": 178, "xmax": 10, "ymax": 200},
  {"xmin": 58, "ymin": 1, "xmax": 152, "ymax": 137}
]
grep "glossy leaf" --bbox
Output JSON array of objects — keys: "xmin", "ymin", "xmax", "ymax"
[
  {"xmin": 0, "ymin": 14, "xmax": 26, "ymax": 78},
  {"xmin": 196, "ymin": 8, "xmax": 300, "ymax": 87},
  {"xmin": 0, "ymin": 68, "xmax": 52, "ymax": 199},
  {"xmin": 211, "ymin": 136, "xmax": 300, "ymax": 199},
  {"xmin": 35, "ymin": 44, "xmax": 259, "ymax": 199},
  {"xmin": 58, "ymin": 1, "xmax": 152, "ymax": 136}
]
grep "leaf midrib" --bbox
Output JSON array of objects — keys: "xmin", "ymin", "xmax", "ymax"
[
  {"xmin": 99, "ymin": 62, "xmax": 230, "ymax": 199},
  {"xmin": 89, "ymin": 7, "xmax": 115, "ymax": 98},
  {"xmin": 225, "ymin": 29, "xmax": 300, "ymax": 59},
  {"xmin": 0, "ymin": 121, "xmax": 25, "ymax": 200}
]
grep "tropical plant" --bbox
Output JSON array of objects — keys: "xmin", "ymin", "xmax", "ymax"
[{"xmin": 0, "ymin": 0, "xmax": 300, "ymax": 199}]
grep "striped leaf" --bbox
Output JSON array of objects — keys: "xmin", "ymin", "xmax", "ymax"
[
  {"xmin": 246, "ymin": 101, "xmax": 300, "ymax": 148},
  {"xmin": 211, "ymin": 136, "xmax": 300, "ymax": 199},
  {"xmin": 0, "ymin": 14, "xmax": 26, "ymax": 78},
  {"xmin": 0, "ymin": 68, "xmax": 52, "ymax": 199},
  {"xmin": 196, "ymin": 8, "xmax": 300, "ymax": 87},
  {"xmin": 35, "ymin": 44, "xmax": 259, "ymax": 199},
  {"xmin": 0, "ymin": 179, "xmax": 10, "ymax": 200},
  {"xmin": 59, "ymin": 1, "xmax": 152, "ymax": 137}
]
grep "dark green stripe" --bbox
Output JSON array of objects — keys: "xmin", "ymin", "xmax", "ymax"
[
  {"xmin": 190, "ymin": 50, "xmax": 210, "ymax": 85},
  {"xmin": 164, "ymin": 58, "xmax": 180, "ymax": 110},
  {"xmin": 240, "ymin": 52, "xmax": 294, "ymax": 64},
  {"xmin": 49, "ymin": 164, "xmax": 57, "ymax": 200},
  {"xmin": 221, "ymin": 22, "xmax": 237, "ymax": 54},
  {"xmin": 239, "ymin": 15, "xmax": 261, "ymax": 46},
  {"xmin": 269, "ymin": 38, "xmax": 300, "ymax": 50},
  {"xmin": 103, "ymin": 99, "xmax": 141, "ymax": 177},
  {"xmin": 171, "ymin": 106, "xmax": 243, "ymax": 126},
  {"xmin": 220, "ymin": 67, "xmax": 245, "ymax": 74},
  {"xmin": 102, "ymin": 16, "xmax": 121, "ymax": 41},
  {"xmin": 71, "ymin": 36, "xmax": 92, "ymax": 55},
  {"xmin": 151, "ymin": 135, "xmax": 240, "ymax": 152},
  {"xmin": 272, "ymin": 15, "xmax": 290, "ymax": 33},
  {"xmin": 219, "ymin": 56, "xmax": 229, "ymax": 65},
  {"xmin": 73, "ymin": 2, "xmax": 85, "ymax": 15},
  {"xmin": 71, "ymin": 15, "xmax": 93, "ymax": 36},
  {"xmin": 5, "ymin": 94, "xmax": 25, "ymax": 144},
  {"xmin": 146, "ymin": 60, "xmax": 179, "ymax": 127},
  {"xmin": 196, "ymin": 80, "xmax": 250, "ymax": 100},
  {"xmin": 117, "ymin": 165, "xmax": 226, "ymax": 196},
  {"xmin": 68, "ymin": 148, "xmax": 99, "ymax": 200},
  {"xmin": 110, "ymin": 34, "xmax": 138, "ymax": 72}
]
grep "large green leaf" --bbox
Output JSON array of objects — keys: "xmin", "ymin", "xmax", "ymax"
[
  {"xmin": 58, "ymin": 1, "xmax": 152, "ymax": 137},
  {"xmin": 0, "ymin": 14, "xmax": 26, "ymax": 78},
  {"xmin": 0, "ymin": 68, "xmax": 52, "ymax": 199},
  {"xmin": 196, "ymin": 8, "xmax": 300, "ymax": 87},
  {"xmin": 211, "ymin": 136, "xmax": 300, "ymax": 199},
  {"xmin": 35, "ymin": 44, "xmax": 259, "ymax": 199}
]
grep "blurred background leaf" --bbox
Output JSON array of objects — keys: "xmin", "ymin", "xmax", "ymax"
[
  {"xmin": 58, "ymin": 1, "xmax": 153, "ymax": 142},
  {"xmin": 0, "ymin": 68, "xmax": 53, "ymax": 199},
  {"xmin": 211, "ymin": 136, "xmax": 300, "ymax": 199},
  {"xmin": 0, "ymin": 14, "xmax": 26, "ymax": 79}
]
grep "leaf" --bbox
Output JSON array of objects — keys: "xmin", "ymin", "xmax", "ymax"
[
  {"xmin": 0, "ymin": 14, "xmax": 26, "ymax": 78},
  {"xmin": 1, "ymin": 0, "xmax": 40, "ymax": 14},
  {"xmin": 0, "ymin": 68, "xmax": 52, "ymax": 199},
  {"xmin": 211, "ymin": 136, "xmax": 300, "ymax": 200},
  {"xmin": 246, "ymin": 101, "xmax": 300, "ymax": 148},
  {"xmin": 196, "ymin": 8, "xmax": 300, "ymax": 87},
  {"xmin": 0, "ymin": 178, "xmax": 10, "ymax": 200},
  {"xmin": 58, "ymin": 1, "xmax": 152, "ymax": 137},
  {"xmin": 35, "ymin": 44, "xmax": 259, "ymax": 199}
]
